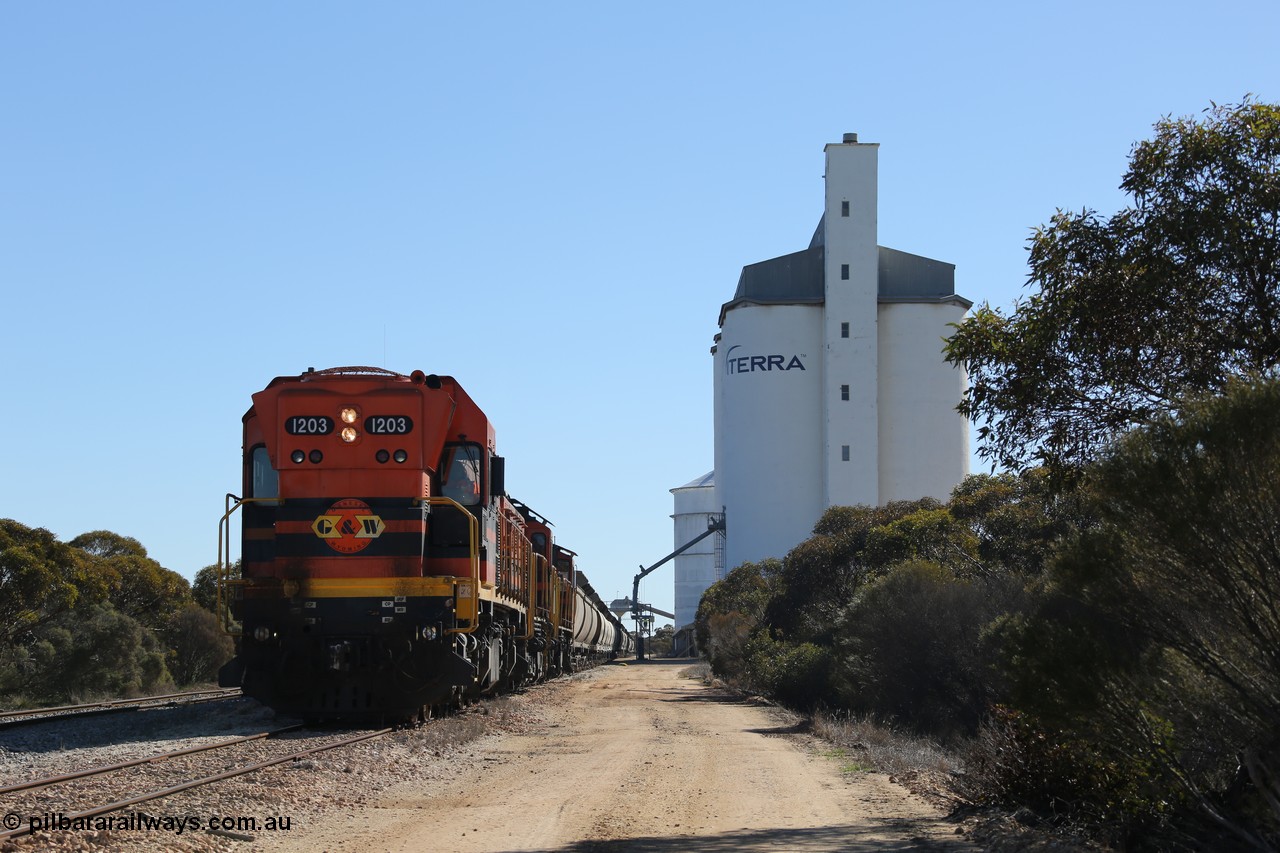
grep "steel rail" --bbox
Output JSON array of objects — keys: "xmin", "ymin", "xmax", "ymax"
[
  {"xmin": 0, "ymin": 727, "xmax": 393, "ymax": 841},
  {"xmin": 0, "ymin": 725, "xmax": 302, "ymax": 795},
  {"xmin": 0, "ymin": 689, "xmax": 243, "ymax": 730}
]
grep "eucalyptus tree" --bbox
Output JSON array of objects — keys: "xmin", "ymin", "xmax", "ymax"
[{"xmin": 947, "ymin": 99, "xmax": 1280, "ymax": 473}]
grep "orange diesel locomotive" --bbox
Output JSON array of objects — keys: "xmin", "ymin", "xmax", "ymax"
[{"xmin": 216, "ymin": 367, "xmax": 631, "ymax": 721}]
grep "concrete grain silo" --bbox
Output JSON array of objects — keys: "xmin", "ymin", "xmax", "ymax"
[{"xmin": 710, "ymin": 134, "xmax": 971, "ymax": 573}]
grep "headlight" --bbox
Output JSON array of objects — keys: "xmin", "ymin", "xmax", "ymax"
[
  {"xmin": 340, "ymin": 427, "xmax": 358, "ymax": 443},
  {"xmin": 291, "ymin": 450, "xmax": 305, "ymax": 464},
  {"xmin": 253, "ymin": 626, "xmax": 272, "ymax": 642},
  {"xmin": 420, "ymin": 625, "xmax": 437, "ymax": 641},
  {"xmin": 339, "ymin": 407, "xmax": 358, "ymax": 424}
]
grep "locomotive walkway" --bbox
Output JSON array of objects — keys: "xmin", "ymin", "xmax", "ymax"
[{"xmin": 264, "ymin": 660, "xmax": 973, "ymax": 852}]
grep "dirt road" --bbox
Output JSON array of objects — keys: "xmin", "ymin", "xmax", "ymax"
[{"xmin": 266, "ymin": 660, "xmax": 972, "ymax": 852}]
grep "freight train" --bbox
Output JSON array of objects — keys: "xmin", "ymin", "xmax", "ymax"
[{"xmin": 216, "ymin": 366, "xmax": 632, "ymax": 722}]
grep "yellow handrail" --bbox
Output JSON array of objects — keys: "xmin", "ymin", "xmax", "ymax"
[
  {"xmin": 422, "ymin": 497, "xmax": 481, "ymax": 634},
  {"xmin": 215, "ymin": 495, "xmax": 279, "ymax": 636}
]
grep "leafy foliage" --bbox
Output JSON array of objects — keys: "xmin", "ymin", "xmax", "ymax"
[
  {"xmin": 696, "ymin": 484, "xmax": 1061, "ymax": 724},
  {"xmin": 19, "ymin": 604, "xmax": 174, "ymax": 701},
  {"xmin": 0, "ymin": 521, "xmax": 230, "ymax": 706},
  {"xmin": 948, "ymin": 469, "xmax": 1089, "ymax": 577},
  {"xmin": 832, "ymin": 560, "xmax": 1014, "ymax": 739},
  {"xmin": 191, "ymin": 564, "xmax": 221, "ymax": 612},
  {"xmin": 166, "ymin": 604, "xmax": 235, "ymax": 685},
  {"xmin": 946, "ymin": 98, "xmax": 1280, "ymax": 472},
  {"xmin": 70, "ymin": 530, "xmax": 191, "ymax": 627},
  {"xmin": 739, "ymin": 634, "xmax": 831, "ymax": 709},
  {"xmin": 0, "ymin": 520, "xmax": 102, "ymax": 646},
  {"xmin": 694, "ymin": 558, "xmax": 781, "ymax": 682},
  {"xmin": 958, "ymin": 705, "xmax": 1175, "ymax": 840},
  {"xmin": 1003, "ymin": 380, "xmax": 1280, "ymax": 846},
  {"xmin": 765, "ymin": 499, "xmax": 947, "ymax": 645}
]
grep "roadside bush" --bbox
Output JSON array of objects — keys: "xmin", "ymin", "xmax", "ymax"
[
  {"xmin": 957, "ymin": 705, "xmax": 1177, "ymax": 845},
  {"xmin": 832, "ymin": 561, "xmax": 1007, "ymax": 739},
  {"xmin": 765, "ymin": 500, "xmax": 945, "ymax": 645},
  {"xmin": 740, "ymin": 634, "xmax": 831, "ymax": 709},
  {"xmin": 994, "ymin": 380, "xmax": 1280, "ymax": 848},
  {"xmin": 696, "ymin": 559, "xmax": 781, "ymax": 681}
]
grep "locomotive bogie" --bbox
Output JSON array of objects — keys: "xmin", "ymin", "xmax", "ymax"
[{"xmin": 234, "ymin": 596, "xmax": 471, "ymax": 718}]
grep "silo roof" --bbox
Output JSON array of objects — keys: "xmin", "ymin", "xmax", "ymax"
[
  {"xmin": 718, "ymin": 245, "xmax": 824, "ymax": 324},
  {"xmin": 671, "ymin": 471, "xmax": 715, "ymax": 491},
  {"xmin": 720, "ymin": 215, "xmax": 972, "ymax": 324},
  {"xmin": 878, "ymin": 246, "xmax": 969, "ymax": 305}
]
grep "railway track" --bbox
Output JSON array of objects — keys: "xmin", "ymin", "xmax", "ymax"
[
  {"xmin": 0, "ymin": 725, "xmax": 302, "ymax": 796},
  {"xmin": 0, "ymin": 724, "xmax": 393, "ymax": 842},
  {"xmin": 0, "ymin": 680, "xmax": 542, "ymax": 848},
  {"xmin": 0, "ymin": 688, "xmax": 243, "ymax": 730}
]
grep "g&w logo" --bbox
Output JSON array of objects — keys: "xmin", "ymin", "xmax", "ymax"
[{"xmin": 312, "ymin": 499, "xmax": 386, "ymax": 554}]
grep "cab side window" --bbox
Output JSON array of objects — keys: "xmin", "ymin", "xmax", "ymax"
[
  {"xmin": 251, "ymin": 446, "xmax": 279, "ymax": 504},
  {"xmin": 440, "ymin": 444, "xmax": 481, "ymax": 506}
]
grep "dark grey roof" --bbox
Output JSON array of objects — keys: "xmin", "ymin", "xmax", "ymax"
[
  {"xmin": 809, "ymin": 215, "xmax": 825, "ymax": 249},
  {"xmin": 719, "ymin": 218, "xmax": 971, "ymax": 324},
  {"xmin": 718, "ymin": 245, "xmax": 824, "ymax": 323},
  {"xmin": 878, "ymin": 246, "xmax": 961, "ymax": 301},
  {"xmin": 733, "ymin": 245, "xmax": 826, "ymax": 303}
]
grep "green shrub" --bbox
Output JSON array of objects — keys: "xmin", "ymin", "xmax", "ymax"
[
  {"xmin": 740, "ymin": 634, "xmax": 832, "ymax": 709},
  {"xmin": 957, "ymin": 706, "xmax": 1178, "ymax": 844},
  {"xmin": 832, "ymin": 561, "xmax": 1008, "ymax": 739}
]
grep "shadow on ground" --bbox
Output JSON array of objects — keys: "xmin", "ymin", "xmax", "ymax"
[{"xmin": 485, "ymin": 820, "xmax": 968, "ymax": 852}]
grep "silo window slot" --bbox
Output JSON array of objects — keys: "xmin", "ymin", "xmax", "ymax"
[
  {"xmin": 841, "ymin": 385, "xmax": 849, "ymax": 401},
  {"xmin": 841, "ymin": 200, "xmax": 850, "ymax": 217},
  {"xmin": 841, "ymin": 322, "xmax": 849, "ymax": 338},
  {"xmin": 841, "ymin": 264, "xmax": 850, "ymax": 280},
  {"xmin": 841, "ymin": 445, "xmax": 850, "ymax": 462}
]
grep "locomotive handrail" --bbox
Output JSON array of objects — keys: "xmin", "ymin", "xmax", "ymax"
[
  {"xmin": 215, "ymin": 494, "xmax": 280, "ymax": 637},
  {"xmin": 548, "ymin": 559, "xmax": 561, "ymax": 637},
  {"xmin": 527, "ymin": 553, "xmax": 546, "ymax": 641},
  {"xmin": 564, "ymin": 565, "xmax": 576, "ymax": 632},
  {"xmin": 419, "ymin": 497, "xmax": 481, "ymax": 634}
]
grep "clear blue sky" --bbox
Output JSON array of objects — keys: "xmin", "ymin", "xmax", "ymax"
[{"xmin": 2, "ymin": 2, "xmax": 1276, "ymax": 623}]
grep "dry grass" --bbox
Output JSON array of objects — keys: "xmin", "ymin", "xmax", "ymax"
[
  {"xmin": 812, "ymin": 709, "xmax": 961, "ymax": 781},
  {"xmin": 811, "ymin": 711, "xmax": 1104, "ymax": 850},
  {"xmin": 678, "ymin": 662, "xmax": 712, "ymax": 683}
]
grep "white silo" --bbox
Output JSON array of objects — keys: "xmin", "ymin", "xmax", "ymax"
[
  {"xmin": 876, "ymin": 248, "xmax": 972, "ymax": 503},
  {"xmin": 670, "ymin": 471, "xmax": 719, "ymax": 633},
  {"xmin": 713, "ymin": 291, "xmax": 824, "ymax": 573},
  {"xmin": 711, "ymin": 134, "xmax": 970, "ymax": 572}
]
